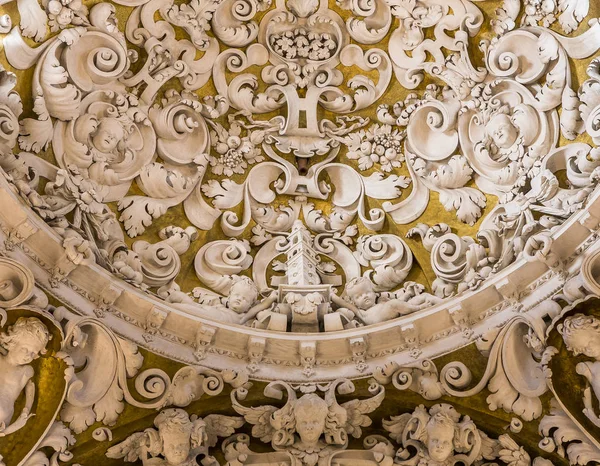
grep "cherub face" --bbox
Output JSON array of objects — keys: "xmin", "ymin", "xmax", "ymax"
[
  {"xmin": 228, "ymin": 286, "xmax": 254, "ymax": 314},
  {"xmin": 92, "ymin": 118, "xmax": 124, "ymax": 153},
  {"xmin": 161, "ymin": 430, "xmax": 191, "ymax": 466},
  {"xmin": 295, "ymin": 405, "xmax": 327, "ymax": 445},
  {"xmin": 348, "ymin": 280, "xmax": 377, "ymax": 310},
  {"xmin": 8, "ymin": 335, "xmax": 46, "ymax": 365},
  {"xmin": 565, "ymin": 329, "xmax": 600, "ymax": 359},
  {"xmin": 426, "ymin": 423, "xmax": 455, "ymax": 462},
  {"xmin": 486, "ymin": 114, "xmax": 518, "ymax": 149}
]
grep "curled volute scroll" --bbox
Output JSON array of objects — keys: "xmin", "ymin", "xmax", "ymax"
[
  {"xmin": 0, "ymin": 257, "xmax": 39, "ymax": 311},
  {"xmin": 56, "ymin": 306, "xmax": 248, "ymax": 434},
  {"xmin": 439, "ymin": 315, "xmax": 554, "ymax": 422}
]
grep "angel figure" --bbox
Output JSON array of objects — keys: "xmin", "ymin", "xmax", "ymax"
[
  {"xmin": 558, "ymin": 313, "xmax": 600, "ymax": 427},
  {"xmin": 173, "ymin": 276, "xmax": 278, "ymax": 326},
  {"xmin": 230, "ymin": 379, "xmax": 385, "ymax": 466},
  {"xmin": 0, "ymin": 317, "xmax": 51, "ymax": 436},
  {"xmin": 331, "ymin": 277, "xmax": 430, "ymax": 325},
  {"xmin": 383, "ymin": 404, "xmax": 498, "ymax": 466},
  {"xmin": 106, "ymin": 408, "xmax": 243, "ymax": 466}
]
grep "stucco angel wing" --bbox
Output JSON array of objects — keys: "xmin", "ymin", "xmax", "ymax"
[
  {"xmin": 230, "ymin": 391, "xmax": 278, "ymax": 443},
  {"xmin": 233, "ymin": 404, "xmax": 278, "ymax": 443},
  {"xmin": 202, "ymin": 414, "xmax": 245, "ymax": 448},
  {"xmin": 340, "ymin": 384, "xmax": 385, "ymax": 438},
  {"xmin": 236, "ymin": 404, "xmax": 278, "ymax": 442},
  {"xmin": 384, "ymin": 405, "xmax": 429, "ymax": 443},
  {"xmin": 382, "ymin": 413, "xmax": 412, "ymax": 443},
  {"xmin": 105, "ymin": 429, "xmax": 161, "ymax": 462}
]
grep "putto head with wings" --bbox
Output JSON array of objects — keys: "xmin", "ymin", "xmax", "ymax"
[
  {"xmin": 106, "ymin": 408, "xmax": 243, "ymax": 466},
  {"xmin": 230, "ymin": 379, "xmax": 385, "ymax": 466},
  {"xmin": 383, "ymin": 404, "xmax": 498, "ymax": 466}
]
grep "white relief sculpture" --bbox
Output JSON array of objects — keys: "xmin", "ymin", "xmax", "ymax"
[
  {"xmin": 374, "ymin": 359, "xmax": 447, "ymax": 401},
  {"xmin": 494, "ymin": 0, "xmax": 590, "ymax": 35},
  {"xmin": 371, "ymin": 311, "xmax": 558, "ymax": 422},
  {"xmin": 3, "ymin": 1, "xmax": 600, "ymax": 464},
  {"xmin": 380, "ymin": 403, "xmax": 551, "ymax": 466},
  {"xmin": 0, "ymin": 0, "xmax": 49, "ymax": 42},
  {"xmin": 330, "ymin": 277, "xmax": 433, "ymax": 326},
  {"xmin": 45, "ymin": 0, "xmax": 90, "ymax": 33},
  {"xmin": 54, "ymin": 90, "xmax": 156, "ymax": 200},
  {"xmin": 56, "ymin": 306, "xmax": 247, "ymax": 433},
  {"xmin": 458, "ymin": 81, "xmax": 557, "ymax": 199},
  {"xmin": 206, "ymin": 117, "xmax": 265, "ymax": 177},
  {"xmin": 539, "ymin": 400, "xmax": 600, "ymax": 466},
  {"xmin": 229, "ymin": 379, "xmax": 385, "ymax": 465},
  {"xmin": 0, "ymin": 0, "xmax": 598, "ymax": 389},
  {"xmin": 2, "ymin": 0, "xmax": 596, "ymax": 332},
  {"xmin": 439, "ymin": 315, "xmax": 554, "ymax": 421},
  {"xmin": 558, "ymin": 313, "xmax": 600, "ymax": 427},
  {"xmin": 343, "ymin": 123, "xmax": 405, "ymax": 172},
  {"xmin": 387, "ymin": 0, "xmax": 486, "ymax": 98},
  {"xmin": 0, "ymin": 317, "xmax": 51, "ymax": 437},
  {"xmin": 172, "ymin": 275, "xmax": 278, "ymax": 326},
  {"xmin": 383, "ymin": 403, "xmax": 498, "ymax": 465},
  {"xmin": 21, "ymin": 421, "xmax": 80, "ymax": 466},
  {"xmin": 132, "ymin": 226, "xmax": 198, "ymax": 288},
  {"xmin": 106, "ymin": 408, "xmax": 243, "ymax": 466}
]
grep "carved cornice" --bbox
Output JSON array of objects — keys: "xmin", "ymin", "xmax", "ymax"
[{"xmin": 0, "ymin": 171, "xmax": 598, "ymax": 379}]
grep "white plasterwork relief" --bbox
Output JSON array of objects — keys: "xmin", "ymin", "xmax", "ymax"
[{"xmin": 0, "ymin": 0, "xmax": 599, "ymax": 337}]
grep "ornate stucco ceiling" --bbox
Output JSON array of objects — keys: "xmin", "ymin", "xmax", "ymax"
[{"xmin": 0, "ymin": 0, "xmax": 600, "ymax": 465}]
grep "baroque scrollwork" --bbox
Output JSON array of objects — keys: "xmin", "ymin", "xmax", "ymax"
[
  {"xmin": 107, "ymin": 408, "xmax": 243, "ymax": 466},
  {"xmin": 229, "ymin": 379, "xmax": 384, "ymax": 465},
  {"xmin": 0, "ymin": 0, "xmax": 598, "ymax": 337},
  {"xmin": 3, "ymin": 0, "xmax": 600, "ymax": 464}
]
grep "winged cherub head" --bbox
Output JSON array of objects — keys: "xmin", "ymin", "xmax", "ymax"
[
  {"xmin": 292, "ymin": 394, "xmax": 329, "ymax": 445},
  {"xmin": 155, "ymin": 408, "xmax": 203, "ymax": 465},
  {"xmin": 384, "ymin": 404, "xmax": 481, "ymax": 465},
  {"xmin": 107, "ymin": 409, "xmax": 242, "ymax": 466},
  {"xmin": 424, "ymin": 408, "xmax": 458, "ymax": 462},
  {"xmin": 232, "ymin": 379, "xmax": 384, "ymax": 463}
]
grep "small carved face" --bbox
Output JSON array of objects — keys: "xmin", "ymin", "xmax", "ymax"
[
  {"xmin": 161, "ymin": 430, "xmax": 191, "ymax": 466},
  {"xmin": 92, "ymin": 118, "xmax": 124, "ymax": 153},
  {"xmin": 9, "ymin": 335, "xmax": 46, "ymax": 365},
  {"xmin": 294, "ymin": 397, "xmax": 328, "ymax": 445},
  {"xmin": 486, "ymin": 114, "xmax": 518, "ymax": 149},
  {"xmin": 348, "ymin": 280, "xmax": 377, "ymax": 310},
  {"xmin": 426, "ymin": 422, "xmax": 455, "ymax": 463},
  {"xmin": 228, "ymin": 287, "xmax": 254, "ymax": 314},
  {"xmin": 565, "ymin": 328, "xmax": 600, "ymax": 359}
]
